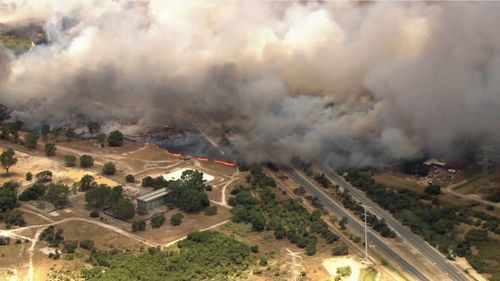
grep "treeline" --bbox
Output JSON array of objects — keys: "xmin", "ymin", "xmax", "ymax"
[
  {"xmin": 293, "ymin": 159, "xmax": 396, "ymax": 238},
  {"xmin": 341, "ymin": 169, "xmax": 500, "ymax": 276},
  {"xmin": 82, "ymin": 231, "xmax": 253, "ymax": 281},
  {"xmin": 0, "ymin": 104, "xmax": 125, "ymax": 150},
  {"xmin": 0, "ymin": 181, "xmax": 25, "ymax": 227},
  {"xmin": 338, "ymin": 190, "xmax": 396, "ymax": 238},
  {"xmin": 78, "ymin": 175, "xmax": 135, "ymax": 220},
  {"xmin": 230, "ymin": 167, "xmax": 339, "ymax": 256}
]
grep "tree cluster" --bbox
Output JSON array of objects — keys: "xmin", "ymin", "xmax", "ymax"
[
  {"xmin": 164, "ymin": 170, "xmax": 210, "ymax": 213},
  {"xmin": 230, "ymin": 168, "xmax": 339, "ymax": 256},
  {"xmin": 82, "ymin": 231, "xmax": 252, "ymax": 281}
]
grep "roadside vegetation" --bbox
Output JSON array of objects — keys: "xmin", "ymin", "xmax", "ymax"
[
  {"xmin": 230, "ymin": 166, "xmax": 343, "ymax": 256},
  {"xmin": 340, "ymin": 169, "xmax": 500, "ymax": 279}
]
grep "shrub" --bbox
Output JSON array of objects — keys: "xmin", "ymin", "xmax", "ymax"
[
  {"xmin": 337, "ymin": 266, "xmax": 352, "ymax": 277},
  {"xmin": 424, "ymin": 184, "xmax": 441, "ymax": 195},
  {"xmin": 36, "ymin": 170, "xmax": 52, "ymax": 183},
  {"xmin": 151, "ymin": 213, "xmax": 166, "ymax": 228},
  {"xmin": 80, "ymin": 155, "xmax": 94, "ymax": 168},
  {"xmin": 486, "ymin": 205, "xmax": 495, "ymax": 211},
  {"xmin": 102, "ymin": 162, "xmax": 117, "ymax": 175},
  {"xmin": 204, "ymin": 206, "xmax": 218, "ymax": 216},
  {"xmin": 89, "ymin": 210, "xmax": 100, "ymax": 218},
  {"xmin": 125, "ymin": 174, "xmax": 135, "ymax": 183},
  {"xmin": 250, "ymin": 245, "xmax": 259, "ymax": 253},
  {"xmin": 25, "ymin": 172, "xmax": 32, "ymax": 181},
  {"xmin": 259, "ymin": 257, "xmax": 268, "ymax": 266},
  {"xmin": 44, "ymin": 143, "xmax": 56, "ymax": 156},
  {"xmin": 170, "ymin": 213, "xmax": 184, "ymax": 226},
  {"xmin": 332, "ymin": 245, "xmax": 349, "ymax": 256},
  {"xmin": 132, "ymin": 220, "xmax": 146, "ymax": 232},
  {"xmin": 80, "ymin": 240, "xmax": 95, "ymax": 250},
  {"xmin": 64, "ymin": 155, "xmax": 77, "ymax": 167},
  {"xmin": 63, "ymin": 240, "xmax": 78, "ymax": 254}
]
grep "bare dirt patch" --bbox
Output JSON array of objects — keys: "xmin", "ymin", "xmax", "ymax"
[{"xmin": 322, "ymin": 256, "xmax": 363, "ymax": 281}]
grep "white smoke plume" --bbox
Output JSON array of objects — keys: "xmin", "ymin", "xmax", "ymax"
[{"xmin": 1, "ymin": 0, "xmax": 500, "ymax": 166}]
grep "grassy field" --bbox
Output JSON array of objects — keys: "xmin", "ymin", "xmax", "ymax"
[
  {"xmin": 373, "ymin": 171, "xmax": 425, "ymax": 193},
  {"xmin": 476, "ymin": 241, "xmax": 500, "ymax": 281}
]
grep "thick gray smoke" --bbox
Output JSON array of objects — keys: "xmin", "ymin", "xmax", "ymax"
[
  {"xmin": 0, "ymin": 46, "xmax": 10, "ymax": 85},
  {"xmin": 1, "ymin": 0, "xmax": 500, "ymax": 167}
]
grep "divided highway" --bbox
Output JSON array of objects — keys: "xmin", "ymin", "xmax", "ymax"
[
  {"xmin": 286, "ymin": 169, "xmax": 431, "ymax": 281},
  {"xmin": 318, "ymin": 165, "xmax": 470, "ymax": 281}
]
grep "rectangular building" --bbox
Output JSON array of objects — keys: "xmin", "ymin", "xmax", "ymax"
[{"xmin": 136, "ymin": 188, "xmax": 169, "ymax": 212}]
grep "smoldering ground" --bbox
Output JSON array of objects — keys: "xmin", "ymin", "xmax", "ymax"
[{"xmin": 1, "ymin": 0, "xmax": 500, "ymax": 167}]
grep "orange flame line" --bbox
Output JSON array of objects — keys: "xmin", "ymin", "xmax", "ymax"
[{"xmin": 143, "ymin": 143, "xmax": 236, "ymax": 166}]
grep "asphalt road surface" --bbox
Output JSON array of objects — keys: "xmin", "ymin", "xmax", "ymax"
[
  {"xmin": 286, "ymin": 169, "xmax": 432, "ymax": 281},
  {"xmin": 319, "ymin": 165, "xmax": 470, "ymax": 281}
]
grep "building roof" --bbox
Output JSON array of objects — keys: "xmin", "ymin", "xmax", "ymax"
[
  {"xmin": 162, "ymin": 168, "xmax": 214, "ymax": 183},
  {"xmin": 423, "ymin": 158, "xmax": 448, "ymax": 167},
  {"xmin": 137, "ymin": 188, "xmax": 169, "ymax": 202}
]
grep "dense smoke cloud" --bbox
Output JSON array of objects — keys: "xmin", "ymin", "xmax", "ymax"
[{"xmin": 1, "ymin": 0, "xmax": 500, "ymax": 166}]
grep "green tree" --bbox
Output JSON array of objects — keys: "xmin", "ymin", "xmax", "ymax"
[
  {"xmin": 64, "ymin": 155, "xmax": 77, "ymax": 167},
  {"xmin": 80, "ymin": 155, "xmax": 94, "ymax": 168},
  {"xmin": 87, "ymin": 121, "xmax": 101, "ymax": 135},
  {"xmin": 167, "ymin": 170, "xmax": 210, "ymax": 212},
  {"xmin": 170, "ymin": 213, "xmax": 184, "ymax": 226},
  {"xmin": 44, "ymin": 183, "xmax": 70, "ymax": 209},
  {"xmin": 102, "ymin": 162, "xmax": 116, "ymax": 175},
  {"xmin": 141, "ymin": 176, "xmax": 154, "ymax": 187},
  {"xmin": 25, "ymin": 172, "xmax": 32, "ymax": 181},
  {"xmin": 3, "ymin": 209, "xmax": 25, "ymax": 227},
  {"xmin": 125, "ymin": 174, "xmax": 135, "ymax": 183},
  {"xmin": 5, "ymin": 120, "xmax": 23, "ymax": 143},
  {"xmin": 132, "ymin": 220, "xmax": 146, "ymax": 232},
  {"xmin": 305, "ymin": 238, "xmax": 317, "ymax": 256},
  {"xmin": 78, "ymin": 175, "xmax": 96, "ymax": 191},
  {"xmin": 24, "ymin": 132, "xmax": 39, "ymax": 149},
  {"xmin": 80, "ymin": 240, "xmax": 95, "ymax": 250},
  {"xmin": 111, "ymin": 198, "xmax": 135, "ymax": 220},
  {"xmin": 0, "ymin": 148, "xmax": 17, "ymax": 175},
  {"xmin": 151, "ymin": 213, "xmax": 166, "ymax": 228},
  {"xmin": 339, "ymin": 216, "xmax": 348, "ymax": 230},
  {"xmin": 0, "ymin": 181, "xmax": 18, "ymax": 212},
  {"xmin": 44, "ymin": 143, "xmax": 56, "ymax": 156},
  {"xmin": 107, "ymin": 130, "xmax": 124, "ymax": 147},
  {"xmin": 85, "ymin": 185, "xmax": 123, "ymax": 209},
  {"xmin": 18, "ymin": 183, "xmax": 46, "ymax": 201}
]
